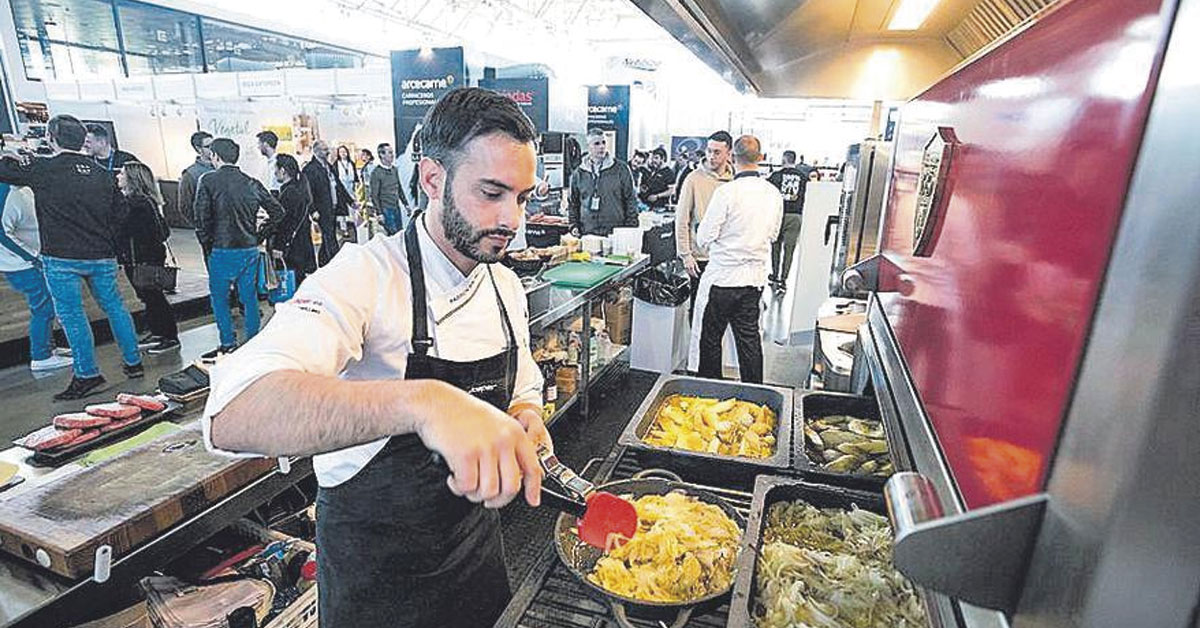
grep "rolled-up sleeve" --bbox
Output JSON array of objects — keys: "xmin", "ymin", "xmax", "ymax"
[{"xmin": 201, "ymin": 245, "xmax": 382, "ymax": 455}]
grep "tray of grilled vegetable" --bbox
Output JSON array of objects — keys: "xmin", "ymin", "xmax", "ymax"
[
  {"xmin": 618, "ymin": 375, "xmax": 794, "ymax": 486},
  {"xmin": 727, "ymin": 475, "xmax": 927, "ymax": 628},
  {"xmin": 793, "ymin": 391, "xmax": 895, "ymax": 490}
]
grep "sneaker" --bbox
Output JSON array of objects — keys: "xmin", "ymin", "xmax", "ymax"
[
  {"xmin": 53, "ymin": 346, "xmax": 72, "ymax": 358},
  {"xmin": 30, "ymin": 355, "xmax": 74, "ymax": 372},
  {"xmin": 138, "ymin": 333, "xmax": 163, "ymax": 349},
  {"xmin": 147, "ymin": 338, "xmax": 181, "ymax": 355},
  {"xmin": 200, "ymin": 344, "xmax": 238, "ymax": 363},
  {"xmin": 54, "ymin": 375, "xmax": 106, "ymax": 401},
  {"xmin": 123, "ymin": 362, "xmax": 145, "ymax": 379}
]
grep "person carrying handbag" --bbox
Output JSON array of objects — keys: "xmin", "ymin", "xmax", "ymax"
[{"xmin": 118, "ymin": 162, "xmax": 179, "ymax": 354}]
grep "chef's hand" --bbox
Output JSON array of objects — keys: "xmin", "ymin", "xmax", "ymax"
[
  {"xmin": 417, "ymin": 383, "xmax": 543, "ymax": 509},
  {"xmin": 682, "ymin": 254, "xmax": 700, "ymax": 278},
  {"xmin": 512, "ymin": 408, "xmax": 552, "ymax": 452}
]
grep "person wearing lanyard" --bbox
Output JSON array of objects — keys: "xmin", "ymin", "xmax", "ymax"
[
  {"xmin": 202, "ymin": 88, "xmax": 549, "ymax": 627},
  {"xmin": 567, "ymin": 128, "xmax": 638, "ymax": 236},
  {"xmin": 83, "ymin": 123, "xmax": 138, "ymax": 173}
]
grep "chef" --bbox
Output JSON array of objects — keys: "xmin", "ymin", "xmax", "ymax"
[{"xmin": 202, "ymin": 88, "xmax": 550, "ymax": 627}]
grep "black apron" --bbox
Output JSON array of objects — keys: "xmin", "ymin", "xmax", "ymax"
[{"xmin": 315, "ymin": 217, "xmax": 517, "ymax": 627}]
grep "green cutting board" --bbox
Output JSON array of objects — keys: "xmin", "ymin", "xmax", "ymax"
[{"xmin": 542, "ymin": 262, "xmax": 623, "ymax": 289}]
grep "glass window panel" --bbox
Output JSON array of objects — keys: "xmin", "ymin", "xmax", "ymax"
[
  {"xmin": 117, "ymin": 2, "xmax": 203, "ymax": 75},
  {"xmin": 47, "ymin": 42, "xmax": 124, "ymax": 80},
  {"xmin": 202, "ymin": 19, "xmax": 306, "ymax": 72},
  {"xmin": 303, "ymin": 46, "xmax": 362, "ymax": 70},
  {"xmin": 10, "ymin": 0, "xmax": 121, "ymax": 80},
  {"xmin": 10, "ymin": 0, "xmax": 119, "ymax": 49}
]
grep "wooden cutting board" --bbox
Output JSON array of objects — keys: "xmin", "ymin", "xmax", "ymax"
[{"xmin": 0, "ymin": 426, "xmax": 274, "ymax": 579}]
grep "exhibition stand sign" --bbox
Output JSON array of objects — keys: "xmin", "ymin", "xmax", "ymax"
[
  {"xmin": 391, "ymin": 47, "xmax": 465, "ymax": 156},
  {"xmin": 479, "ymin": 77, "xmax": 549, "ymax": 133},
  {"xmin": 587, "ymin": 85, "xmax": 630, "ymax": 159}
]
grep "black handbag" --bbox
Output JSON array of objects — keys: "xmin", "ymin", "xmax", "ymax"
[{"xmin": 130, "ymin": 241, "xmax": 179, "ymax": 292}]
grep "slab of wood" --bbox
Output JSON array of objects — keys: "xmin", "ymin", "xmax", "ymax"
[{"xmin": 0, "ymin": 426, "xmax": 274, "ymax": 578}]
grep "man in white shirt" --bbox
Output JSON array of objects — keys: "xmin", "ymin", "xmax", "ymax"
[
  {"xmin": 202, "ymin": 88, "xmax": 548, "ymax": 627},
  {"xmin": 694, "ymin": 134, "xmax": 782, "ymax": 383},
  {"xmin": 0, "ymin": 181, "xmax": 71, "ymax": 371},
  {"xmin": 255, "ymin": 131, "xmax": 280, "ymax": 193}
]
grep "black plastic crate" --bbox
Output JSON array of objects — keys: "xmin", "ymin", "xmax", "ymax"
[
  {"xmin": 727, "ymin": 475, "xmax": 888, "ymax": 628},
  {"xmin": 791, "ymin": 391, "xmax": 892, "ymax": 491},
  {"xmin": 617, "ymin": 375, "xmax": 794, "ymax": 485}
]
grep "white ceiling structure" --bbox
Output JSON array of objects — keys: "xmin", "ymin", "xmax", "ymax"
[{"xmin": 162, "ymin": 0, "xmax": 711, "ymax": 85}]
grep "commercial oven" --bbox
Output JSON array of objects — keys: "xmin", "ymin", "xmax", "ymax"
[{"xmin": 841, "ymin": 0, "xmax": 1200, "ymax": 626}]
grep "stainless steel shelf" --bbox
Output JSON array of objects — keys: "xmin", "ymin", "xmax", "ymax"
[
  {"xmin": 528, "ymin": 257, "xmax": 649, "ymax": 333},
  {"xmin": 544, "ymin": 346, "xmax": 630, "ymax": 429}
]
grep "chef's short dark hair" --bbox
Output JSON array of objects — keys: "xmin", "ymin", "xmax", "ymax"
[
  {"xmin": 651, "ymin": 147, "xmax": 667, "ymax": 160},
  {"xmin": 420, "ymin": 88, "xmax": 536, "ymax": 172},
  {"xmin": 48, "ymin": 115, "xmax": 86, "ymax": 151},
  {"xmin": 210, "ymin": 138, "xmax": 240, "ymax": 164},
  {"xmin": 256, "ymin": 130, "xmax": 278, "ymax": 148}
]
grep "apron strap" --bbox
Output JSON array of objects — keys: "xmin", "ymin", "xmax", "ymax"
[
  {"xmin": 484, "ymin": 265, "xmax": 518, "ymax": 355},
  {"xmin": 404, "ymin": 218, "xmax": 434, "ymax": 356},
  {"xmin": 406, "ymin": 217, "xmax": 517, "ymax": 363}
]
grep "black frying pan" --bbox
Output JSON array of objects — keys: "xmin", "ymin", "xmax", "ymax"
[{"xmin": 550, "ymin": 469, "xmax": 746, "ymax": 628}]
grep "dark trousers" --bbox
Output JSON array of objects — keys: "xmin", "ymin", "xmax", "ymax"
[
  {"xmin": 687, "ymin": 259, "xmax": 708, "ymax": 318},
  {"xmin": 124, "ymin": 267, "xmax": 178, "ymax": 340},
  {"xmin": 318, "ymin": 218, "xmax": 340, "ymax": 267},
  {"xmin": 698, "ymin": 285, "xmax": 763, "ymax": 383},
  {"xmin": 771, "ymin": 214, "xmax": 803, "ymax": 284}
]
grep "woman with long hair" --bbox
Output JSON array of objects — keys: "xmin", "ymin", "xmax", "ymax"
[
  {"xmin": 117, "ymin": 162, "xmax": 179, "ymax": 353},
  {"xmin": 333, "ymin": 145, "xmax": 359, "ymax": 198},
  {"xmin": 273, "ymin": 154, "xmax": 317, "ymax": 286}
]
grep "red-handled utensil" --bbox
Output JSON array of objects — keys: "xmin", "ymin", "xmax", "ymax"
[
  {"xmin": 536, "ymin": 446, "xmax": 638, "ymax": 549},
  {"xmin": 429, "ymin": 447, "xmax": 638, "ymax": 549}
]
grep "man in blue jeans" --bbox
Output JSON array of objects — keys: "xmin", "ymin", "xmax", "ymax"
[
  {"xmin": 193, "ymin": 138, "xmax": 284, "ymax": 358},
  {"xmin": 0, "ymin": 115, "xmax": 143, "ymax": 400},
  {"xmin": 0, "ymin": 182, "xmax": 72, "ymax": 372}
]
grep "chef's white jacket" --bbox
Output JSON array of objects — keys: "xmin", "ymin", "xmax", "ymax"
[
  {"xmin": 696, "ymin": 173, "xmax": 784, "ymax": 289},
  {"xmin": 202, "ymin": 217, "xmax": 544, "ymax": 487}
]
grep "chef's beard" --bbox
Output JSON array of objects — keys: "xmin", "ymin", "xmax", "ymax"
[{"xmin": 440, "ymin": 170, "xmax": 516, "ymax": 264}]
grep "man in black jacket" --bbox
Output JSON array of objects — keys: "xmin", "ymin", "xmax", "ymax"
[
  {"xmin": 567, "ymin": 128, "xmax": 637, "ymax": 236},
  {"xmin": 0, "ymin": 115, "xmax": 144, "ymax": 400},
  {"xmin": 302, "ymin": 139, "xmax": 354, "ymax": 266},
  {"xmin": 194, "ymin": 138, "xmax": 284, "ymax": 358},
  {"xmin": 638, "ymin": 147, "xmax": 675, "ymax": 210}
]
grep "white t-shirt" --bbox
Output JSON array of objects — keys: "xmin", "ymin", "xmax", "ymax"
[
  {"xmin": 202, "ymin": 217, "xmax": 544, "ymax": 487},
  {"xmin": 259, "ymin": 153, "xmax": 280, "ymax": 192},
  {"xmin": 696, "ymin": 173, "xmax": 784, "ymax": 288}
]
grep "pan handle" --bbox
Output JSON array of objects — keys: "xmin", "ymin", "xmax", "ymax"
[
  {"xmin": 610, "ymin": 600, "xmax": 693, "ymax": 628},
  {"xmin": 538, "ymin": 444, "xmax": 596, "ymax": 500},
  {"xmin": 631, "ymin": 468, "xmax": 683, "ymax": 482}
]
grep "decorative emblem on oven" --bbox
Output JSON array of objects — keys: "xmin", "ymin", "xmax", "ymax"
[{"xmin": 914, "ymin": 127, "xmax": 958, "ymax": 256}]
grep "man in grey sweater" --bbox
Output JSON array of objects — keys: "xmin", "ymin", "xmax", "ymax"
[
  {"xmin": 567, "ymin": 128, "xmax": 638, "ymax": 236},
  {"xmin": 369, "ymin": 142, "xmax": 411, "ymax": 235}
]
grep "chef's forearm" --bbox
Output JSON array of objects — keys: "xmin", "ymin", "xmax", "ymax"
[{"xmin": 210, "ymin": 370, "xmax": 452, "ymax": 456}]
